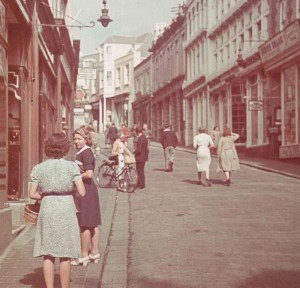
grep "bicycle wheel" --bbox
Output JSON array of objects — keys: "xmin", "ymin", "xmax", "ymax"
[
  {"xmin": 123, "ymin": 166, "xmax": 138, "ymax": 193},
  {"xmin": 97, "ymin": 163, "xmax": 115, "ymax": 188}
]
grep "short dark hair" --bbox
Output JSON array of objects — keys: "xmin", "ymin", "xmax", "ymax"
[
  {"xmin": 136, "ymin": 127, "xmax": 143, "ymax": 134},
  {"xmin": 45, "ymin": 133, "xmax": 71, "ymax": 158},
  {"xmin": 198, "ymin": 126, "xmax": 206, "ymax": 133}
]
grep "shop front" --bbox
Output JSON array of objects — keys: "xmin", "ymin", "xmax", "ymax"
[
  {"xmin": 0, "ymin": 0, "xmax": 12, "ymax": 255},
  {"xmin": 260, "ymin": 20, "xmax": 300, "ymax": 159}
]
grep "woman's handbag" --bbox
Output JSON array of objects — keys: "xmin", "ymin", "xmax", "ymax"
[
  {"xmin": 24, "ymin": 200, "xmax": 40, "ymax": 224},
  {"xmin": 124, "ymin": 154, "xmax": 136, "ymax": 164}
]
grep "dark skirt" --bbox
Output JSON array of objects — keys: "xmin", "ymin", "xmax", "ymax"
[{"xmin": 77, "ymin": 178, "xmax": 101, "ymax": 228}]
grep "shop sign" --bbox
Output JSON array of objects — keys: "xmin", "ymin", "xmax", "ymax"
[
  {"xmin": 78, "ymin": 68, "xmax": 97, "ymax": 80},
  {"xmin": 249, "ymin": 100, "xmax": 263, "ymax": 111},
  {"xmin": 279, "ymin": 144, "xmax": 300, "ymax": 159},
  {"xmin": 268, "ymin": 126, "xmax": 279, "ymax": 134},
  {"xmin": 260, "ymin": 20, "xmax": 300, "ymax": 63}
]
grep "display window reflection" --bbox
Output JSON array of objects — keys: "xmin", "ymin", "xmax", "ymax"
[{"xmin": 283, "ymin": 66, "xmax": 296, "ymax": 145}]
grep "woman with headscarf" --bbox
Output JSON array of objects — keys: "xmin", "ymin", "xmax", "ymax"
[
  {"xmin": 217, "ymin": 128, "xmax": 240, "ymax": 186},
  {"xmin": 193, "ymin": 126, "xmax": 214, "ymax": 187},
  {"xmin": 71, "ymin": 127, "xmax": 101, "ymax": 266}
]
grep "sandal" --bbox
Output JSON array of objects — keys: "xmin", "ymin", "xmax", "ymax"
[
  {"xmin": 71, "ymin": 256, "xmax": 90, "ymax": 266},
  {"xmin": 89, "ymin": 253, "xmax": 100, "ymax": 263}
]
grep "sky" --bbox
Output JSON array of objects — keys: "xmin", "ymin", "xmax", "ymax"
[{"xmin": 70, "ymin": 0, "xmax": 184, "ymax": 56}]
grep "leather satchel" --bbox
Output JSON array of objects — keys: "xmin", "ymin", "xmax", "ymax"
[{"xmin": 124, "ymin": 154, "xmax": 136, "ymax": 164}]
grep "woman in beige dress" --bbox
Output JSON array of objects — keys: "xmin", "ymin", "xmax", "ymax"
[{"xmin": 217, "ymin": 128, "xmax": 240, "ymax": 186}]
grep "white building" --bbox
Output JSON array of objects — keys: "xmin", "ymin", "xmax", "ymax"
[{"xmin": 97, "ymin": 33, "xmax": 153, "ymax": 131}]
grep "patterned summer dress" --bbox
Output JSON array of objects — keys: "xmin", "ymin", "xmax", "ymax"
[{"xmin": 30, "ymin": 158, "xmax": 82, "ymax": 258}]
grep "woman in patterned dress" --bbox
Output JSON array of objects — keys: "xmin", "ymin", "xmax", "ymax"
[
  {"xmin": 71, "ymin": 128, "xmax": 102, "ymax": 266},
  {"xmin": 217, "ymin": 128, "xmax": 240, "ymax": 186},
  {"xmin": 29, "ymin": 133, "xmax": 86, "ymax": 288}
]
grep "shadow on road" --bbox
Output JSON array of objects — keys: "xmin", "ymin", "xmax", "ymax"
[
  {"xmin": 153, "ymin": 168, "xmax": 166, "ymax": 172},
  {"xmin": 182, "ymin": 179, "xmax": 199, "ymax": 185},
  {"xmin": 237, "ymin": 269, "xmax": 300, "ymax": 288},
  {"xmin": 19, "ymin": 267, "xmax": 59, "ymax": 287},
  {"xmin": 132, "ymin": 277, "xmax": 198, "ymax": 288}
]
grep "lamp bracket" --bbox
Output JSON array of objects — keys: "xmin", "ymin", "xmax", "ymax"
[{"xmin": 39, "ymin": 21, "xmax": 96, "ymax": 29}]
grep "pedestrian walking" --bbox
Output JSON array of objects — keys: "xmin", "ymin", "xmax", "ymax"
[
  {"xmin": 86, "ymin": 124, "xmax": 100, "ymax": 156},
  {"xmin": 111, "ymin": 133, "xmax": 135, "ymax": 191},
  {"xmin": 104, "ymin": 123, "xmax": 111, "ymax": 148},
  {"xmin": 120, "ymin": 123, "xmax": 131, "ymax": 146},
  {"xmin": 193, "ymin": 126, "xmax": 214, "ymax": 187},
  {"xmin": 28, "ymin": 132, "xmax": 86, "ymax": 288},
  {"xmin": 211, "ymin": 126, "xmax": 221, "ymax": 151},
  {"xmin": 142, "ymin": 123, "xmax": 152, "ymax": 150},
  {"xmin": 216, "ymin": 128, "xmax": 240, "ymax": 186},
  {"xmin": 134, "ymin": 127, "xmax": 149, "ymax": 190},
  {"xmin": 107, "ymin": 122, "xmax": 118, "ymax": 146},
  {"xmin": 131, "ymin": 123, "xmax": 138, "ymax": 150},
  {"xmin": 160, "ymin": 123, "xmax": 178, "ymax": 172},
  {"xmin": 71, "ymin": 127, "xmax": 101, "ymax": 266}
]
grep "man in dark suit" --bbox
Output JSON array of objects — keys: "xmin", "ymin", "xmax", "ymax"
[
  {"xmin": 160, "ymin": 123, "xmax": 178, "ymax": 172},
  {"xmin": 134, "ymin": 127, "xmax": 149, "ymax": 190}
]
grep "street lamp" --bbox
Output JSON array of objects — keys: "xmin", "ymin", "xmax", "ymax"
[
  {"xmin": 40, "ymin": 0, "xmax": 112, "ymax": 29},
  {"xmin": 98, "ymin": 0, "xmax": 113, "ymax": 27}
]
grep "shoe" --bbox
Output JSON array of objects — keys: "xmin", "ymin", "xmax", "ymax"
[
  {"xmin": 226, "ymin": 179, "xmax": 231, "ymax": 186},
  {"xmin": 169, "ymin": 162, "xmax": 173, "ymax": 172},
  {"xmin": 117, "ymin": 187, "xmax": 127, "ymax": 192},
  {"xmin": 71, "ymin": 256, "xmax": 90, "ymax": 266},
  {"xmin": 206, "ymin": 179, "xmax": 212, "ymax": 187},
  {"xmin": 89, "ymin": 253, "xmax": 100, "ymax": 264},
  {"xmin": 165, "ymin": 169, "xmax": 170, "ymax": 172},
  {"xmin": 137, "ymin": 186, "xmax": 145, "ymax": 190}
]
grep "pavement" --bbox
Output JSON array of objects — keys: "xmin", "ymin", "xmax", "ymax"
[{"xmin": 0, "ymin": 134, "xmax": 299, "ymax": 288}]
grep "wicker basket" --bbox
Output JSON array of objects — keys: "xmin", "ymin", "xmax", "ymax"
[{"xmin": 24, "ymin": 201, "xmax": 40, "ymax": 225}]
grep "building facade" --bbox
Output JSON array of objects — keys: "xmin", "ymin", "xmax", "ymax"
[
  {"xmin": 0, "ymin": 0, "xmax": 79, "ymax": 255},
  {"xmin": 93, "ymin": 33, "xmax": 153, "ymax": 132},
  {"xmin": 150, "ymin": 13, "xmax": 186, "ymax": 143},
  {"xmin": 132, "ymin": 55, "xmax": 153, "ymax": 129}
]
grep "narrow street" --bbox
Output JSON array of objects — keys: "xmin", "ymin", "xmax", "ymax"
[
  {"xmin": 0, "ymin": 138, "xmax": 299, "ymax": 288},
  {"xmin": 126, "ymin": 144, "xmax": 300, "ymax": 288}
]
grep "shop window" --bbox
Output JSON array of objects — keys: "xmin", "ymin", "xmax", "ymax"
[
  {"xmin": 250, "ymin": 79, "xmax": 259, "ymax": 145},
  {"xmin": 298, "ymin": 65, "xmax": 300, "ymax": 143},
  {"xmin": 283, "ymin": 66, "xmax": 296, "ymax": 145},
  {"xmin": 0, "ymin": 75, "xmax": 7, "ymax": 208}
]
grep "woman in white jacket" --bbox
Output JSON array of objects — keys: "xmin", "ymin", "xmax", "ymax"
[{"xmin": 193, "ymin": 126, "xmax": 214, "ymax": 187}]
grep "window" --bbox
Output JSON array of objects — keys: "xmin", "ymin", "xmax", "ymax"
[
  {"xmin": 232, "ymin": 38, "xmax": 237, "ymax": 57},
  {"xmin": 115, "ymin": 68, "xmax": 121, "ymax": 87},
  {"xmin": 247, "ymin": 27, "xmax": 253, "ymax": 45},
  {"xmin": 124, "ymin": 64, "xmax": 129, "ymax": 85},
  {"xmin": 256, "ymin": 21, "xmax": 262, "ymax": 39},
  {"xmin": 106, "ymin": 71, "xmax": 112, "ymax": 86},
  {"xmin": 256, "ymin": 4, "xmax": 262, "ymax": 18},
  {"xmin": 239, "ymin": 33, "xmax": 244, "ymax": 50},
  {"xmin": 280, "ymin": 0, "xmax": 287, "ymax": 29}
]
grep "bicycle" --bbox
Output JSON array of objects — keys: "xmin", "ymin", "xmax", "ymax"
[{"xmin": 96, "ymin": 157, "xmax": 138, "ymax": 193}]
